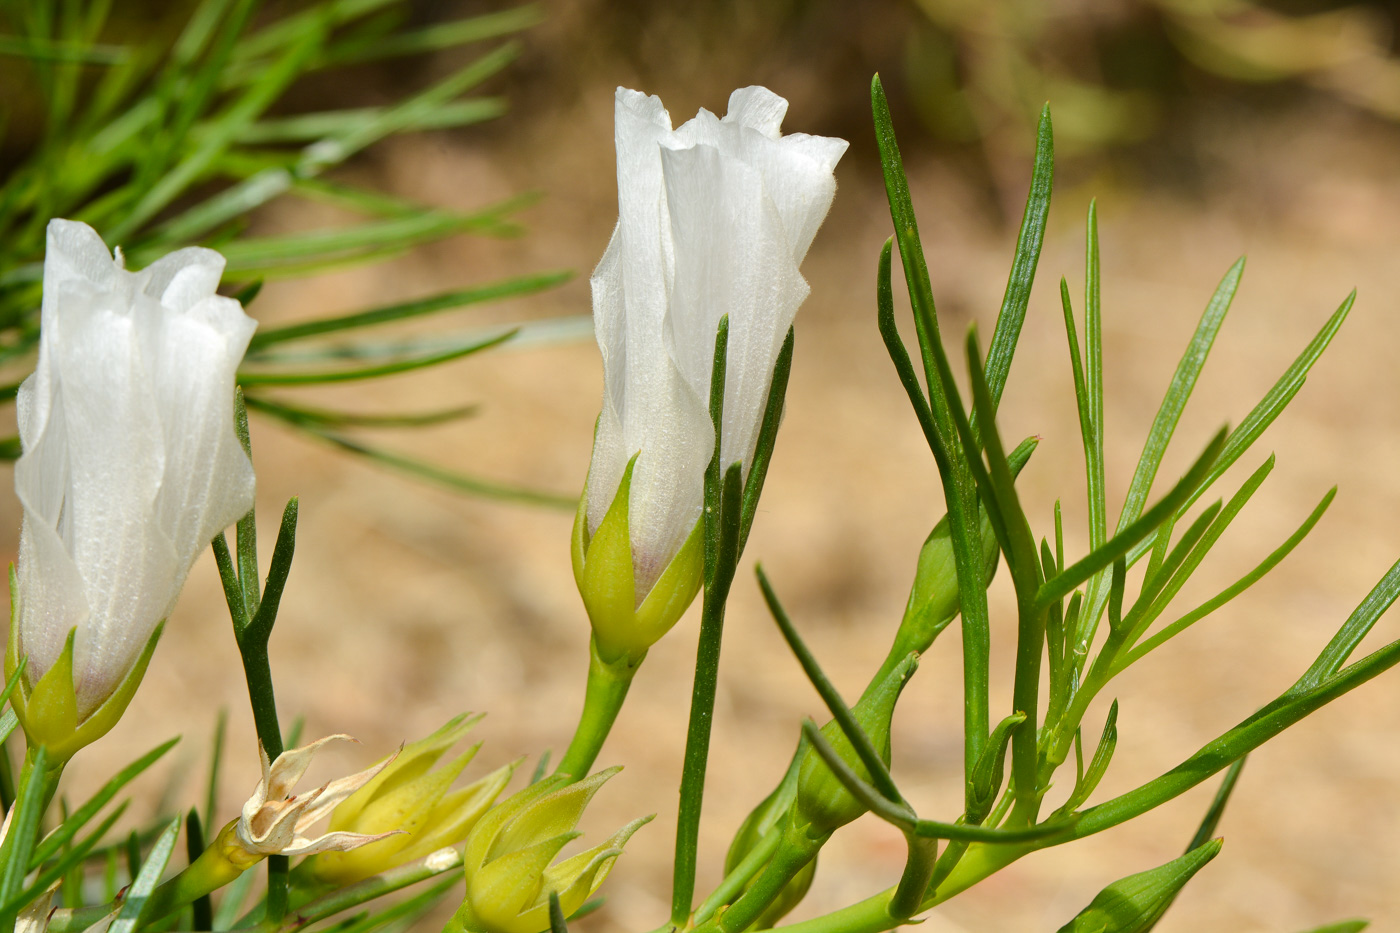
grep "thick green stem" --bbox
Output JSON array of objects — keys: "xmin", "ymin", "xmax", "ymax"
[{"xmin": 555, "ymin": 638, "xmax": 641, "ymax": 779}]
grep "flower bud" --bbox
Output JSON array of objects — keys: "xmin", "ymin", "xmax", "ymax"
[
  {"xmin": 794, "ymin": 654, "xmax": 917, "ymax": 838},
  {"xmin": 1056, "ymin": 839, "xmax": 1222, "ymax": 933},
  {"xmin": 448, "ymin": 768, "xmax": 651, "ymax": 933},
  {"xmin": 7, "ymin": 219, "xmax": 255, "ymax": 760},
  {"xmin": 577, "ymin": 87, "xmax": 847, "ymax": 656},
  {"xmin": 572, "ymin": 459, "xmax": 703, "ymax": 663},
  {"xmin": 310, "ymin": 713, "xmax": 516, "ymax": 885}
]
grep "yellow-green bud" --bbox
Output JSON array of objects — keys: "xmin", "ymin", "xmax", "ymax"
[
  {"xmin": 572, "ymin": 459, "xmax": 703, "ymax": 664},
  {"xmin": 448, "ymin": 768, "xmax": 651, "ymax": 933},
  {"xmin": 794, "ymin": 654, "xmax": 917, "ymax": 837},
  {"xmin": 311, "ymin": 713, "xmax": 517, "ymax": 885},
  {"xmin": 5, "ymin": 609, "xmax": 163, "ymax": 765}
]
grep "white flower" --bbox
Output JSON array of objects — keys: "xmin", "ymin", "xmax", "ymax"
[
  {"xmin": 584, "ymin": 86, "xmax": 847, "ymax": 599},
  {"xmin": 13, "ymin": 219, "xmax": 256, "ymax": 720}
]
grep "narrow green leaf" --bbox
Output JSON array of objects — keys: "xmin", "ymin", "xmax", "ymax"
[
  {"xmin": 244, "ymin": 394, "xmax": 478, "ymax": 429},
  {"xmin": 238, "ymin": 328, "xmax": 515, "ymax": 385},
  {"xmin": 1040, "ymin": 428, "xmax": 1228, "ymax": 609},
  {"xmin": 235, "ymin": 98, "xmax": 505, "ymax": 145},
  {"xmin": 738, "ymin": 327, "xmax": 793, "ymax": 554},
  {"xmin": 1058, "ymin": 700, "xmax": 1118, "ymax": 815},
  {"xmin": 245, "ymin": 498, "xmax": 298, "ymax": 645},
  {"xmin": 109, "ymin": 819, "xmax": 181, "ymax": 933},
  {"xmin": 7, "ymin": 804, "xmax": 127, "ymax": 916},
  {"xmin": 205, "ymin": 709, "xmax": 226, "ymax": 832},
  {"xmin": 548, "ymin": 891, "xmax": 568, "ymax": 933},
  {"xmin": 1292, "ymin": 552, "xmax": 1400, "ymax": 693},
  {"xmin": 1073, "ymin": 625, "xmax": 1400, "ymax": 842},
  {"xmin": 1117, "ymin": 259, "xmax": 1243, "ymax": 533},
  {"xmin": 983, "ymin": 103, "xmax": 1053, "ymax": 408},
  {"xmin": 247, "ymin": 272, "xmax": 568, "ymax": 350},
  {"xmin": 1131, "ymin": 290, "xmax": 1354, "ymax": 566},
  {"xmin": 211, "ymin": 534, "xmax": 247, "ymax": 630},
  {"xmin": 311, "ymin": 432, "xmax": 575, "ymax": 510},
  {"xmin": 1124, "ymin": 458, "xmax": 1275, "ymax": 646},
  {"xmin": 1185, "ymin": 757, "xmax": 1245, "ymax": 855},
  {"xmin": 1124, "ymin": 488, "xmax": 1335, "ymax": 669},
  {"xmin": 0, "ymin": 747, "xmax": 50, "ymax": 909},
  {"xmin": 758, "ymin": 566, "xmax": 904, "ymax": 805},
  {"xmin": 703, "ymin": 316, "xmax": 730, "ymax": 587}
]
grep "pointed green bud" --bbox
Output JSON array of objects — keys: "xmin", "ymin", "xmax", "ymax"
[
  {"xmin": 450, "ymin": 767, "xmax": 652, "ymax": 933},
  {"xmin": 967, "ymin": 711, "xmax": 1026, "ymax": 824},
  {"xmin": 573, "ymin": 459, "xmax": 704, "ymax": 664},
  {"xmin": 1056, "ymin": 839, "xmax": 1222, "ymax": 933},
  {"xmin": 794, "ymin": 653, "xmax": 917, "ymax": 838},
  {"xmin": 6, "ymin": 603, "xmax": 164, "ymax": 765},
  {"xmin": 310, "ymin": 713, "xmax": 518, "ymax": 885},
  {"xmin": 886, "ymin": 441, "xmax": 1035, "ymax": 669}
]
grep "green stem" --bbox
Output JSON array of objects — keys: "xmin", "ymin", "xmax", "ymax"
[
  {"xmin": 555, "ymin": 638, "xmax": 641, "ymax": 779},
  {"xmin": 693, "ymin": 827, "xmax": 783, "ymax": 926},
  {"xmin": 144, "ymin": 822, "xmax": 246, "ymax": 923},
  {"xmin": 887, "ymin": 835, "xmax": 938, "ymax": 920},
  {"xmin": 710, "ymin": 825, "xmax": 822, "ymax": 933},
  {"xmin": 235, "ymin": 633, "xmax": 288, "ymax": 921},
  {"xmin": 671, "ymin": 577, "xmax": 733, "ymax": 927}
]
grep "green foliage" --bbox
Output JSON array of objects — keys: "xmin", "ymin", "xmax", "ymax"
[{"xmin": 0, "ymin": 0, "xmax": 574, "ymax": 504}]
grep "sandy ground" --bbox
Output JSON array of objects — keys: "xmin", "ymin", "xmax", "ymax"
[{"xmin": 11, "ymin": 8, "xmax": 1400, "ymax": 932}]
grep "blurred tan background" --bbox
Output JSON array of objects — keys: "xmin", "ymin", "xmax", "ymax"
[{"xmin": 10, "ymin": 0, "xmax": 1400, "ymax": 930}]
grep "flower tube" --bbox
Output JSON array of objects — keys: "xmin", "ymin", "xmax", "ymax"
[
  {"xmin": 5, "ymin": 219, "xmax": 256, "ymax": 761},
  {"xmin": 575, "ymin": 86, "xmax": 847, "ymax": 662}
]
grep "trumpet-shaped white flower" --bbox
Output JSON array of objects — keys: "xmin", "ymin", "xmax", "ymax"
[
  {"xmin": 576, "ymin": 87, "xmax": 845, "ymax": 655},
  {"xmin": 12, "ymin": 219, "xmax": 256, "ymax": 722}
]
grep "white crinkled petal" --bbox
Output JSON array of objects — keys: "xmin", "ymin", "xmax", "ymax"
[
  {"xmin": 14, "ymin": 516, "xmax": 87, "ymax": 688},
  {"xmin": 584, "ymin": 229, "xmax": 629, "ymax": 537},
  {"xmin": 147, "ymin": 295, "xmax": 256, "ymax": 601},
  {"xmin": 723, "ymin": 86, "xmax": 788, "ymax": 139},
  {"xmin": 138, "ymin": 246, "xmax": 226, "ymax": 313},
  {"xmin": 660, "ymin": 143, "xmax": 810, "ymax": 473},
  {"xmin": 39, "ymin": 282, "xmax": 175, "ymax": 717}
]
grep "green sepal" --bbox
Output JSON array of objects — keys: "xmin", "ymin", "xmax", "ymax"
[
  {"xmin": 574, "ymin": 456, "xmax": 704, "ymax": 663},
  {"xmin": 6, "ymin": 579, "xmax": 165, "ymax": 764},
  {"xmin": 632, "ymin": 518, "xmax": 703, "ymax": 649},
  {"xmin": 575, "ymin": 458, "xmax": 638, "ymax": 657},
  {"xmin": 1056, "ymin": 838, "xmax": 1222, "ymax": 933}
]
